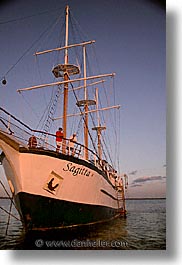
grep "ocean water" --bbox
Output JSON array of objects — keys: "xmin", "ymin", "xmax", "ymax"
[{"xmin": 0, "ymin": 199, "xmax": 166, "ymax": 250}]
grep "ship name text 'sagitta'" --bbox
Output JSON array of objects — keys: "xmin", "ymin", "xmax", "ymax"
[{"xmin": 63, "ymin": 163, "xmax": 94, "ymax": 177}]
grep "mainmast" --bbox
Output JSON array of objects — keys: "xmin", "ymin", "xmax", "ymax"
[
  {"xmin": 62, "ymin": 5, "xmax": 69, "ymax": 154},
  {"xmin": 83, "ymin": 45, "xmax": 89, "ymax": 160},
  {"xmin": 76, "ymin": 46, "xmax": 96, "ymax": 160}
]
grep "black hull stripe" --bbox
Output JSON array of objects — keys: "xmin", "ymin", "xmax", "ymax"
[
  {"xmin": 15, "ymin": 192, "xmax": 121, "ymax": 230},
  {"xmin": 31, "ymin": 214, "xmax": 121, "ymax": 231}
]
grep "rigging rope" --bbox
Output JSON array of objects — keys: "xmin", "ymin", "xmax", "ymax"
[
  {"xmin": 117, "ymin": 109, "xmax": 121, "ymax": 172},
  {"xmin": 69, "ymin": 79, "xmax": 98, "ymax": 155},
  {"xmin": 34, "ymin": 8, "xmax": 67, "ymax": 137},
  {"xmin": 0, "ymin": 179, "xmax": 22, "ymax": 221},
  {"xmin": 0, "ymin": 6, "xmax": 65, "ymax": 25},
  {"xmin": 69, "ymin": 15, "xmax": 83, "ymax": 66},
  {"xmin": 69, "ymin": 10, "xmax": 89, "ymax": 41},
  {"xmin": 69, "ymin": 12, "xmax": 119, "ymax": 166},
  {"xmin": 14, "ymin": 11, "xmax": 65, "ymax": 135},
  {"xmin": 0, "ymin": 206, "xmax": 21, "ymax": 222},
  {"xmin": 89, "ymin": 42, "xmax": 119, "ymax": 166},
  {"xmin": 0, "ymin": 12, "xmax": 63, "ymax": 82},
  {"xmin": 101, "ymin": 131, "xmax": 114, "ymax": 166},
  {"xmin": 75, "ymin": 116, "xmax": 83, "ymax": 138}
]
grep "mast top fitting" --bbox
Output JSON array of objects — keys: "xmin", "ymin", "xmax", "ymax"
[
  {"xmin": 52, "ymin": 64, "xmax": 80, "ymax": 78},
  {"xmin": 76, "ymin": 99, "xmax": 96, "ymax": 107},
  {"xmin": 92, "ymin": 126, "xmax": 106, "ymax": 131}
]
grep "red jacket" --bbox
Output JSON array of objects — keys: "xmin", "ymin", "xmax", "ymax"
[{"xmin": 56, "ymin": 130, "xmax": 63, "ymax": 142}]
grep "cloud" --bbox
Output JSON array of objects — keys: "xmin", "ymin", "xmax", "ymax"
[
  {"xmin": 130, "ymin": 184, "xmax": 142, "ymax": 188},
  {"xmin": 132, "ymin": 175, "xmax": 164, "ymax": 185},
  {"xmin": 129, "ymin": 170, "xmax": 138, "ymax": 175}
]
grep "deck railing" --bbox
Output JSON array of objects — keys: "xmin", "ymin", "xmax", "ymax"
[
  {"xmin": 0, "ymin": 107, "xmax": 127, "ymax": 213},
  {"xmin": 0, "ymin": 107, "xmax": 101, "ymax": 167}
]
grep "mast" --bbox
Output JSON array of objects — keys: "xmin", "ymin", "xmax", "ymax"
[
  {"xmin": 62, "ymin": 5, "xmax": 69, "ymax": 154},
  {"xmin": 92, "ymin": 88, "xmax": 106, "ymax": 161},
  {"xmin": 83, "ymin": 45, "xmax": 89, "ymax": 160},
  {"xmin": 76, "ymin": 45, "xmax": 97, "ymax": 160},
  {"xmin": 96, "ymin": 88, "xmax": 102, "ymax": 159}
]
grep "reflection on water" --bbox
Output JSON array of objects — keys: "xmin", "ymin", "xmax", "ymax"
[
  {"xmin": 21, "ymin": 217, "xmax": 129, "ymax": 250},
  {"xmin": 0, "ymin": 199, "xmax": 166, "ymax": 250}
]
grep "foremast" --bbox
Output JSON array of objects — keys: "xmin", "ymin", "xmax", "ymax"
[{"xmin": 62, "ymin": 5, "xmax": 69, "ymax": 154}]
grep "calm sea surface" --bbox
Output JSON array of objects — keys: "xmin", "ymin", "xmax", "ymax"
[{"xmin": 0, "ymin": 199, "xmax": 166, "ymax": 250}]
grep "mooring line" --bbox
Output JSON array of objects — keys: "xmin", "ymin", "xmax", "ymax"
[
  {"xmin": 0, "ymin": 180, "xmax": 18, "ymax": 212},
  {"xmin": 0, "ymin": 179, "xmax": 24, "ymax": 222},
  {"xmin": 0, "ymin": 205, "xmax": 20, "ymax": 221}
]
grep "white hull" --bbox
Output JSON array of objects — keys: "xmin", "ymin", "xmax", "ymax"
[{"xmin": 0, "ymin": 133, "xmax": 124, "ymax": 229}]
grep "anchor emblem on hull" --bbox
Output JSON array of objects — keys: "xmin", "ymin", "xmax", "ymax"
[
  {"xmin": 47, "ymin": 178, "xmax": 59, "ymax": 191},
  {"xmin": 43, "ymin": 171, "xmax": 63, "ymax": 195}
]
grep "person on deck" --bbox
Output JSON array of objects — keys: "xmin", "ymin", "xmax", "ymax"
[
  {"xmin": 28, "ymin": 135, "xmax": 37, "ymax": 149},
  {"xmin": 56, "ymin": 127, "xmax": 63, "ymax": 152},
  {"xmin": 68, "ymin": 133, "xmax": 77, "ymax": 156}
]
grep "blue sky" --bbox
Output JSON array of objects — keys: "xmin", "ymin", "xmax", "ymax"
[{"xmin": 0, "ymin": 0, "xmax": 166, "ymax": 198}]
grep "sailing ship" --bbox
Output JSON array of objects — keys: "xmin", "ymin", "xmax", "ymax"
[{"xmin": 0, "ymin": 6, "xmax": 128, "ymax": 231}]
